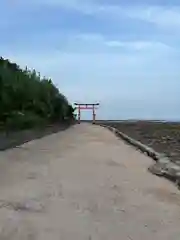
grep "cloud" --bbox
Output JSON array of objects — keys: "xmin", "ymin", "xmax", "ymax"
[
  {"xmin": 105, "ymin": 40, "xmax": 171, "ymax": 51},
  {"xmin": 124, "ymin": 6, "xmax": 180, "ymax": 29},
  {"xmin": 12, "ymin": 0, "xmax": 180, "ymax": 26},
  {"xmin": 12, "ymin": 0, "xmax": 93, "ymax": 11},
  {"xmin": 20, "ymin": 0, "xmax": 180, "ymax": 29}
]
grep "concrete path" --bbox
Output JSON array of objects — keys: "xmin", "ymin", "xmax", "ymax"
[{"xmin": 0, "ymin": 123, "xmax": 180, "ymax": 240}]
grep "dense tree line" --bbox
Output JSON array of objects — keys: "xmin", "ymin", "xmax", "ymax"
[{"xmin": 0, "ymin": 57, "xmax": 75, "ymax": 130}]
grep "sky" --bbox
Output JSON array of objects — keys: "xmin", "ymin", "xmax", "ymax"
[{"xmin": 1, "ymin": 0, "xmax": 180, "ymax": 120}]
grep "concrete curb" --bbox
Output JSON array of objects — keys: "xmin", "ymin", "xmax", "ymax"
[{"xmin": 99, "ymin": 124, "xmax": 180, "ymax": 189}]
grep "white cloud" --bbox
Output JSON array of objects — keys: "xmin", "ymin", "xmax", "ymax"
[
  {"xmin": 68, "ymin": 33, "xmax": 172, "ymax": 53},
  {"xmin": 1, "ymin": 29, "xmax": 174, "ymax": 77},
  {"xmin": 105, "ymin": 41, "xmax": 124, "ymax": 47},
  {"xmin": 15, "ymin": 0, "xmax": 93, "ymax": 10},
  {"xmin": 23, "ymin": 1, "xmax": 180, "ymax": 28},
  {"xmin": 105, "ymin": 40, "xmax": 171, "ymax": 51},
  {"xmin": 7, "ymin": 1, "xmax": 180, "ymax": 30},
  {"xmin": 75, "ymin": 33, "xmax": 104, "ymax": 42},
  {"xmin": 125, "ymin": 6, "xmax": 180, "ymax": 28}
]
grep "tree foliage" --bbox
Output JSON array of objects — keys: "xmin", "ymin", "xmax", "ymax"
[{"xmin": 0, "ymin": 57, "xmax": 75, "ymax": 130}]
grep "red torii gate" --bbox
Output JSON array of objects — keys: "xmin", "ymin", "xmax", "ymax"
[{"xmin": 74, "ymin": 103, "xmax": 100, "ymax": 124}]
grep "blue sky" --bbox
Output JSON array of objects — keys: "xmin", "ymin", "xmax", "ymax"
[{"xmin": 1, "ymin": 0, "xmax": 180, "ymax": 120}]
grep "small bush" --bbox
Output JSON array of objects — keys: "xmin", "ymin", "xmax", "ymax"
[{"xmin": 5, "ymin": 111, "xmax": 47, "ymax": 130}]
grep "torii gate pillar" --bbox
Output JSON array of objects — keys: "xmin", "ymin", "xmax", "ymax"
[{"xmin": 92, "ymin": 105, "xmax": 96, "ymax": 124}]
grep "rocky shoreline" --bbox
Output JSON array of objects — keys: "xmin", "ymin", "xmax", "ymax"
[
  {"xmin": 98, "ymin": 121, "xmax": 180, "ymax": 188},
  {"xmin": 101, "ymin": 121, "xmax": 180, "ymax": 165}
]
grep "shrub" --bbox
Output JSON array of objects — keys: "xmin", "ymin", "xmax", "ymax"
[{"xmin": 0, "ymin": 57, "xmax": 75, "ymax": 130}]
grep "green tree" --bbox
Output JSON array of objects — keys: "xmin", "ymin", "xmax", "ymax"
[{"xmin": 0, "ymin": 57, "xmax": 75, "ymax": 130}]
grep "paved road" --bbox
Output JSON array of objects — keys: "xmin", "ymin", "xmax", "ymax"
[{"xmin": 0, "ymin": 123, "xmax": 180, "ymax": 240}]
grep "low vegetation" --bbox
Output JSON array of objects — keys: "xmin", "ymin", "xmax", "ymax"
[{"xmin": 0, "ymin": 57, "xmax": 75, "ymax": 130}]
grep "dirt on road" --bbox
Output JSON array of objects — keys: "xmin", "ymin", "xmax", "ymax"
[{"xmin": 0, "ymin": 123, "xmax": 180, "ymax": 240}]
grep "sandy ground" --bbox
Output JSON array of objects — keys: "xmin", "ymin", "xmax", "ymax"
[{"xmin": 0, "ymin": 123, "xmax": 180, "ymax": 240}]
